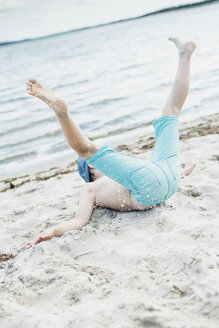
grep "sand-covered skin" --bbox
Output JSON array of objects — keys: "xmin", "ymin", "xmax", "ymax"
[{"xmin": 0, "ymin": 115, "xmax": 219, "ymax": 328}]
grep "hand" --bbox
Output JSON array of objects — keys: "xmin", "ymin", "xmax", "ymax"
[{"xmin": 27, "ymin": 227, "xmax": 56, "ymax": 248}]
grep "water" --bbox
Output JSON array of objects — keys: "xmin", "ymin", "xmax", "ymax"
[
  {"xmin": 0, "ymin": 1, "xmax": 219, "ymax": 179},
  {"xmin": 0, "ymin": 0, "xmax": 208, "ymax": 43}
]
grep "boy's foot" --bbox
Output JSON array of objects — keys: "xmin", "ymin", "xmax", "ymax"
[
  {"xmin": 181, "ymin": 160, "xmax": 197, "ymax": 177},
  {"xmin": 168, "ymin": 37, "xmax": 196, "ymax": 56},
  {"xmin": 26, "ymin": 78, "xmax": 68, "ymax": 116}
]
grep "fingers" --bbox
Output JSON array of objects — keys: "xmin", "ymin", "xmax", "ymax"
[
  {"xmin": 27, "ymin": 238, "xmax": 39, "ymax": 248},
  {"xmin": 26, "ymin": 239, "xmax": 41, "ymax": 249},
  {"xmin": 32, "ymin": 235, "xmax": 42, "ymax": 246},
  {"xmin": 27, "ymin": 235, "xmax": 42, "ymax": 249},
  {"xmin": 27, "ymin": 229, "xmax": 54, "ymax": 249}
]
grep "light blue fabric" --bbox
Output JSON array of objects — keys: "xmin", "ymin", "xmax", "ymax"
[{"xmin": 87, "ymin": 115, "xmax": 181, "ymax": 206}]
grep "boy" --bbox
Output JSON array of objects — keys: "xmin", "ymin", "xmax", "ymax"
[{"xmin": 27, "ymin": 37, "xmax": 196, "ymax": 247}]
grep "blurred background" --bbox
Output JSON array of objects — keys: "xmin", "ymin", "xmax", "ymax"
[{"xmin": 0, "ymin": 0, "xmax": 218, "ymax": 179}]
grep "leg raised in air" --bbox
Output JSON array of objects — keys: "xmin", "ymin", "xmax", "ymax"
[
  {"xmin": 162, "ymin": 37, "xmax": 196, "ymax": 117},
  {"xmin": 26, "ymin": 78, "xmax": 99, "ymax": 159}
]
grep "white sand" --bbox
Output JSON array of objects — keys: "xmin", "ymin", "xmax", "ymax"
[{"xmin": 0, "ymin": 115, "xmax": 219, "ymax": 328}]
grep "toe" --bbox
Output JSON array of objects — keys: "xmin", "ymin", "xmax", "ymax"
[
  {"xmin": 26, "ymin": 84, "xmax": 32, "ymax": 91},
  {"xmin": 26, "ymin": 82, "xmax": 32, "ymax": 88},
  {"xmin": 29, "ymin": 78, "xmax": 38, "ymax": 84}
]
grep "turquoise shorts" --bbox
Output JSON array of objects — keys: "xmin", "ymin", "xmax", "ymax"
[{"xmin": 87, "ymin": 115, "xmax": 181, "ymax": 206}]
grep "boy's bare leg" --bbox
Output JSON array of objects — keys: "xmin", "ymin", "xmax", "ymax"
[
  {"xmin": 26, "ymin": 78, "xmax": 99, "ymax": 160},
  {"xmin": 161, "ymin": 37, "xmax": 196, "ymax": 117}
]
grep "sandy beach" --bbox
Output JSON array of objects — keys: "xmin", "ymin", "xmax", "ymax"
[{"xmin": 0, "ymin": 113, "xmax": 219, "ymax": 328}]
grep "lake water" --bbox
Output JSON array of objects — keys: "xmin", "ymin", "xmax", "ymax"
[{"xmin": 0, "ymin": 0, "xmax": 219, "ymax": 179}]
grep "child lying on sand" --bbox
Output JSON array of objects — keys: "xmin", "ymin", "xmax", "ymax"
[{"xmin": 26, "ymin": 37, "xmax": 196, "ymax": 248}]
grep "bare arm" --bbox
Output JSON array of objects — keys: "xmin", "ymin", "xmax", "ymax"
[
  {"xmin": 28, "ymin": 185, "xmax": 95, "ymax": 247},
  {"xmin": 54, "ymin": 185, "xmax": 95, "ymax": 236}
]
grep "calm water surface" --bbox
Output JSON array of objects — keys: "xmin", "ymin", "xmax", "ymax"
[{"xmin": 0, "ymin": 1, "xmax": 219, "ymax": 179}]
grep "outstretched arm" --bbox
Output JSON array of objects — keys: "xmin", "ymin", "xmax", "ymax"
[
  {"xmin": 28, "ymin": 175, "xmax": 152, "ymax": 248},
  {"xmin": 28, "ymin": 184, "xmax": 95, "ymax": 247},
  {"xmin": 54, "ymin": 185, "xmax": 95, "ymax": 236}
]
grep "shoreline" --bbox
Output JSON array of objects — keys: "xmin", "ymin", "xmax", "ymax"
[{"xmin": 1, "ymin": 112, "xmax": 218, "ymax": 193}]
